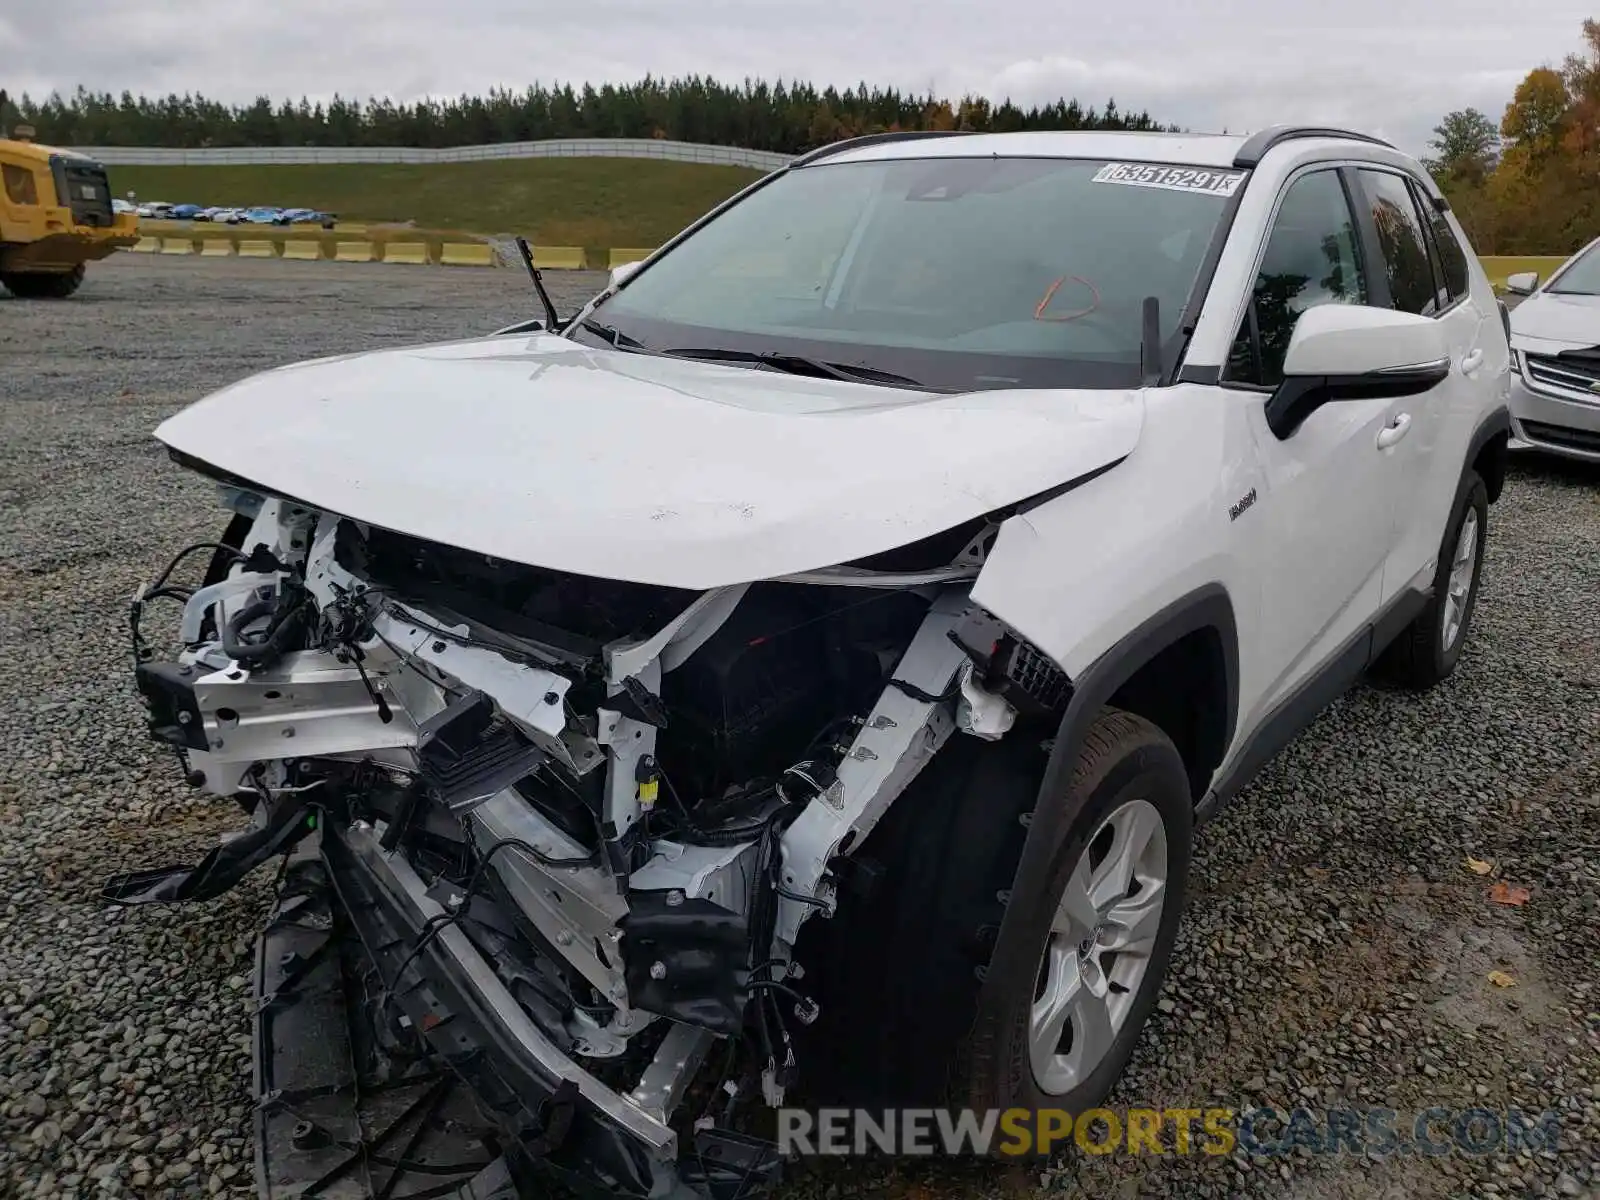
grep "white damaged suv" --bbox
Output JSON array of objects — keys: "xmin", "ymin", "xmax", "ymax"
[{"xmin": 114, "ymin": 127, "xmax": 1512, "ymax": 1199}]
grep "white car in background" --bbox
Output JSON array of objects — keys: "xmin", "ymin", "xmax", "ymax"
[{"xmin": 1506, "ymin": 241, "xmax": 1600, "ymax": 461}]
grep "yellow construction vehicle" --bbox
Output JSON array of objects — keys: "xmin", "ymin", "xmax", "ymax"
[{"xmin": 1, "ymin": 96, "xmax": 139, "ymax": 299}]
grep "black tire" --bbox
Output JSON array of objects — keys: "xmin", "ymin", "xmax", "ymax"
[
  {"xmin": 1374, "ymin": 470, "xmax": 1488, "ymax": 690},
  {"xmin": 1, "ymin": 264, "xmax": 85, "ymax": 299},
  {"xmin": 801, "ymin": 710, "xmax": 1192, "ymax": 1118}
]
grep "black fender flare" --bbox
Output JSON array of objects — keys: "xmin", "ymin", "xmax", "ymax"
[
  {"xmin": 976, "ymin": 583, "xmax": 1238, "ymax": 1010},
  {"xmin": 1466, "ymin": 404, "xmax": 1511, "ymax": 503}
]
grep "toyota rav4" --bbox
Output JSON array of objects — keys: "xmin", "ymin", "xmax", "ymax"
[{"xmin": 112, "ymin": 126, "xmax": 1512, "ymax": 1200}]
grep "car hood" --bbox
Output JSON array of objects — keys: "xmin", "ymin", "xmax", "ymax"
[
  {"xmin": 1510, "ymin": 291, "xmax": 1600, "ymax": 349},
  {"xmin": 156, "ymin": 333, "xmax": 1144, "ymax": 589}
]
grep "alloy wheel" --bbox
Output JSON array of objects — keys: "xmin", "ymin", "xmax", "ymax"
[
  {"xmin": 1029, "ymin": 797, "xmax": 1168, "ymax": 1096},
  {"xmin": 1441, "ymin": 508, "xmax": 1479, "ymax": 653}
]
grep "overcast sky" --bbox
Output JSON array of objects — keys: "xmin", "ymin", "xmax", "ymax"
[{"xmin": 3, "ymin": 0, "xmax": 1591, "ymax": 155}]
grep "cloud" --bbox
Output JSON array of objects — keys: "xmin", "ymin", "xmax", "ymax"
[{"xmin": 6, "ymin": 0, "xmax": 1592, "ymax": 154}]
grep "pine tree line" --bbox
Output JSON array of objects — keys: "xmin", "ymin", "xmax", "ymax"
[{"xmin": 6, "ymin": 77, "xmax": 1170, "ymax": 152}]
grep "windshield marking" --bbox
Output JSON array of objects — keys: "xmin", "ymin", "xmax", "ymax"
[{"xmin": 1092, "ymin": 163, "xmax": 1245, "ymax": 196}]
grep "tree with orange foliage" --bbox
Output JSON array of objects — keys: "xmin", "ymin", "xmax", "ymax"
[
  {"xmin": 1501, "ymin": 67, "xmax": 1572, "ymax": 162},
  {"xmin": 1432, "ymin": 18, "xmax": 1600, "ymax": 255}
]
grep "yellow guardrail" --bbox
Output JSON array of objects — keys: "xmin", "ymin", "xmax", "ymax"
[
  {"xmin": 607, "ymin": 248, "xmax": 655, "ymax": 268},
  {"xmin": 441, "ymin": 242, "xmax": 496, "ymax": 267},
  {"xmin": 384, "ymin": 242, "xmax": 430, "ymax": 265},
  {"xmin": 127, "ymin": 241, "xmax": 1569, "ymax": 283},
  {"xmin": 532, "ymin": 246, "xmax": 587, "ymax": 270}
]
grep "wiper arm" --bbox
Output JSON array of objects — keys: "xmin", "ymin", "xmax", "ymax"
[
  {"xmin": 660, "ymin": 346, "xmax": 924, "ymax": 388},
  {"xmin": 579, "ymin": 319, "xmax": 650, "ymax": 351},
  {"xmin": 513, "ymin": 237, "xmax": 561, "ymax": 329}
]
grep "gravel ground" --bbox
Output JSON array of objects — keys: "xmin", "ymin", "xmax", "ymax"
[{"xmin": 2, "ymin": 255, "xmax": 1597, "ymax": 1200}]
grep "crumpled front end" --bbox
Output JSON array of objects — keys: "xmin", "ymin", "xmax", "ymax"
[{"xmin": 109, "ymin": 484, "xmax": 1072, "ymax": 1199}]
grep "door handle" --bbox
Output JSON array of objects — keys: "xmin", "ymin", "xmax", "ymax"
[
  {"xmin": 1376, "ymin": 413, "xmax": 1412, "ymax": 449},
  {"xmin": 1460, "ymin": 348, "xmax": 1484, "ymax": 375}
]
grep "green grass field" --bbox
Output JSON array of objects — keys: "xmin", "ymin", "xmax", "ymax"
[
  {"xmin": 109, "ymin": 158, "xmax": 764, "ymax": 247},
  {"xmin": 1478, "ymin": 255, "xmax": 1570, "ymax": 289}
]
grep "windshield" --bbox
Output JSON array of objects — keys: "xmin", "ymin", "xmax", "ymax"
[
  {"xmin": 581, "ymin": 156, "xmax": 1242, "ymax": 391},
  {"xmin": 1547, "ymin": 242, "xmax": 1600, "ymax": 296}
]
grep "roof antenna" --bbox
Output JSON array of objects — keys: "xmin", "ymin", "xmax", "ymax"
[
  {"xmin": 514, "ymin": 237, "xmax": 561, "ymax": 330},
  {"xmin": 1139, "ymin": 296, "xmax": 1163, "ymax": 386}
]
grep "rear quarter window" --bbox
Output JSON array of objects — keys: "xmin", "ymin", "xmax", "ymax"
[
  {"xmin": 1356, "ymin": 168, "xmax": 1438, "ymax": 316},
  {"xmin": 1425, "ymin": 206, "xmax": 1471, "ymax": 303}
]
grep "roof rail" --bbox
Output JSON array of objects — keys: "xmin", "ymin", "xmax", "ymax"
[
  {"xmin": 790, "ymin": 130, "xmax": 973, "ymax": 167},
  {"xmin": 1232, "ymin": 125, "xmax": 1395, "ymax": 168}
]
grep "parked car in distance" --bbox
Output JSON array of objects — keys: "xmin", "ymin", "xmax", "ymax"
[
  {"xmin": 135, "ymin": 202, "xmax": 172, "ymax": 218},
  {"xmin": 168, "ymin": 203, "xmax": 204, "ymax": 220},
  {"xmin": 280, "ymin": 207, "xmax": 337, "ymax": 228},
  {"xmin": 112, "ymin": 198, "xmax": 137, "ymax": 215},
  {"xmin": 1506, "ymin": 240, "xmax": 1600, "ymax": 462},
  {"xmin": 208, "ymin": 208, "xmax": 245, "ymax": 225},
  {"xmin": 243, "ymin": 206, "xmax": 288, "ymax": 225}
]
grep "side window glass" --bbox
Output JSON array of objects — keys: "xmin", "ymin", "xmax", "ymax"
[
  {"xmin": 1357, "ymin": 169, "xmax": 1438, "ymax": 315},
  {"xmin": 1225, "ymin": 170, "xmax": 1367, "ymax": 387},
  {"xmin": 1424, "ymin": 200, "xmax": 1470, "ymax": 304},
  {"xmin": 3, "ymin": 164, "xmax": 39, "ymax": 206}
]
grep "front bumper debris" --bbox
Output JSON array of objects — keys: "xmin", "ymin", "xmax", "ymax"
[
  {"xmin": 110, "ymin": 495, "xmax": 988, "ymax": 1200},
  {"xmin": 253, "ymin": 836, "xmax": 518, "ymax": 1200},
  {"xmin": 211, "ymin": 813, "xmax": 782, "ymax": 1199}
]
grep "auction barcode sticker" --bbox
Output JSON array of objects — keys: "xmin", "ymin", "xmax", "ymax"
[{"xmin": 1092, "ymin": 163, "xmax": 1246, "ymax": 196}]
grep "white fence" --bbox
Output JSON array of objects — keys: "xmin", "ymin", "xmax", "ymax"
[{"xmin": 75, "ymin": 138, "xmax": 795, "ymax": 172}]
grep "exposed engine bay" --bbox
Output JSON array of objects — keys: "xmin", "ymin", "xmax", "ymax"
[{"xmin": 112, "ymin": 487, "xmax": 1071, "ymax": 1199}]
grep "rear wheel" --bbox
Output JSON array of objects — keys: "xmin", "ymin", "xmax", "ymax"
[
  {"xmin": 0, "ymin": 264, "xmax": 85, "ymax": 299},
  {"xmin": 801, "ymin": 709, "xmax": 1192, "ymax": 1117},
  {"xmin": 1374, "ymin": 470, "xmax": 1488, "ymax": 689}
]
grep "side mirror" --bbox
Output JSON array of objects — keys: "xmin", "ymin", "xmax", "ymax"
[
  {"xmin": 1503, "ymin": 272, "xmax": 1538, "ymax": 296},
  {"xmin": 1266, "ymin": 304, "xmax": 1450, "ymax": 440},
  {"xmin": 609, "ymin": 260, "xmax": 643, "ymax": 290}
]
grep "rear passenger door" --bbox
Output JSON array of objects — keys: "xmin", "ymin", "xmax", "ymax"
[{"xmin": 1349, "ymin": 167, "xmax": 1486, "ymax": 603}]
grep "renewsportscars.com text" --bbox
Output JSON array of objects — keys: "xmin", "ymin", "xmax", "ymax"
[{"xmin": 777, "ymin": 1107, "xmax": 1563, "ymax": 1158}]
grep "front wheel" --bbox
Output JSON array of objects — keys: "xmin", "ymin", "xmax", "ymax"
[
  {"xmin": 1, "ymin": 264, "xmax": 85, "ymax": 299},
  {"xmin": 802, "ymin": 709, "xmax": 1192, "ymax": 1117}
]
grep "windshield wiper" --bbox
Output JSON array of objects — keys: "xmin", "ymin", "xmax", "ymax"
[
  {"xmin": 660, "ymin": 347, "xmax": 924, "ymax": 388},
  {"xmin": 579, "ymin": 319, "xmax": 650, "ymax": 352}
]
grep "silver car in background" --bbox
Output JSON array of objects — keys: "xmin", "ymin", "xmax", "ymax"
[{"xmin": 1506, "ymin": 240, "xmax": 1600, "ymax": 462}]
